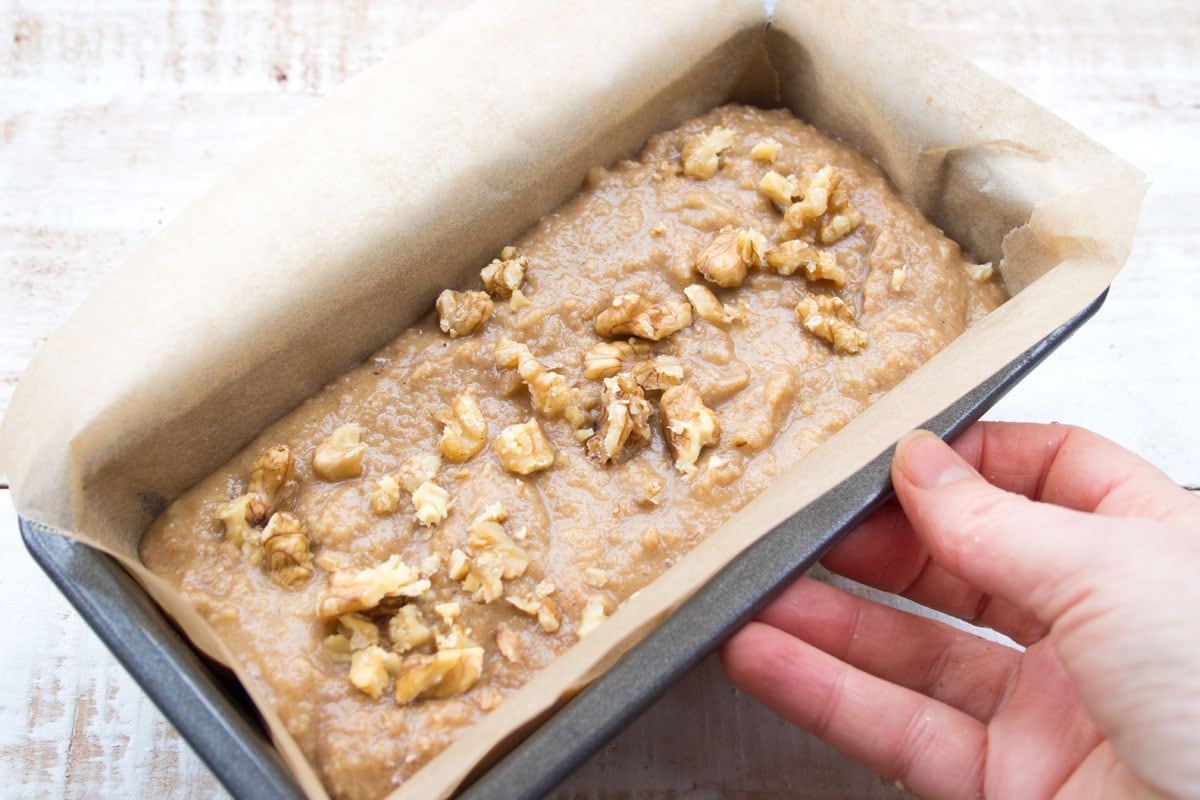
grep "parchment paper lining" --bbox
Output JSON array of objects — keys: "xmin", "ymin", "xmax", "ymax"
[{"xmin": 0, "ymin": 1, "xmax": 1143, "ymax": 798}]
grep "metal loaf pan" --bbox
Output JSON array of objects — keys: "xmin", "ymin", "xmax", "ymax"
[{"xmin": 21, "ymin": 291, "xmax": 1107, "ymax": 800}]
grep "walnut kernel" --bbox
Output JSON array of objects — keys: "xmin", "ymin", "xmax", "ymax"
[
  {"xmin": 317, "ymin": 555, "xmax": 431, "ymax": 621},
  {"xmin": 681, "ymin": 125, "xmax": 736, "ymax": 179},
  {"xmin": 440, "ymin": 393, "xmax": 487, "ymax": 463},
  {"xmin": 593, "ymin": 294, "xmax": 693, "ymax": 341},
  {"xmin": 795, "ymin": 294, "xmax": 869, "ymax": 353},
  {"xmin": 480, "ymin": 251, "xmax": 527, "ymax": 299},
  {"xmin": 397, "ymin": 453, "xmax": 441, "ymax": 493},
  {"xmin": 494, "ymin": 418, "xmax": 556, "ymax": 476},
  {"xmin": 369, "ymin": 475, "xmax": 402, "ymax": 515},
  {"xmin": 247, "ymin": 445, "xmax": 294, "ymax": 513},
  {"xmin": 660, "ymin": 384, "xmax": 721, "ymax": 477},
  {"xmin": 412, "ymin": 480, "xmax": 451, "ymax": 527},
  {"xmin": 350, "ymin": 645, "xmax": 401, "ymax": 700},
  {"xmin": 586, "ymin": 374, "xmax": 653, "ymax": 465},
  {"xmin": 684, "ymin": 284, "xmax": 740, "ymax": 326},
  {"xmin": 388, "ymin": 605, "xmax": 432, "ymax": 653},
  {"xmin": 583, "ymin": 340, "xmax": 650, "ymax": 381},
  {"xmin": 750, "ymin": 139, "xmax": 782, "ymax": 162},
  {"xmin": 393, "ymin": 646, "xmax": 484, "ymax": 704},
  {"xmin": 261, "ymin": 511, "xmax": 313, "ymax": 588},
  {"xmin": 495, "ymin": 337, "xmax": 587, "ymax": 428},
  {"xmin": 757, "ymin": 170, "xmax": 798, "ymax": 206},
  {"xmin": 628, "ymin": 355, "xmax": 684, "ymax": 392},
  {"xmin": 436, "ymin": 289, "xmax": 494, "ymax": 338},
  {"xmin": 313, "ymin": 424, "xmax": 367, "ymax": 482},
  {"xmin": 765, "ymin": 240, "xmax": 847, "ymax": 286},
  {"xmin": 577, "ymin": 595, "xmax": 610, "ymax": 638}
]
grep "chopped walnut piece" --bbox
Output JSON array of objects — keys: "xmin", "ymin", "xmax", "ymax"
[
  {"xmin": 508, "ymin": 288, "xmax": 531, "ymax": 311},
  {"xmin": 693, "ymin": 229, "xmax": 763, "ymax": 288},
  {"xmin": 338, "ymin": 612, "xmax": 381, "ymax": 651},
  {"xmin": 765, "ymin": 240, "xmax": 847, "ymax": 287},
  {"xmin": 313, "ymin": 424, "xmax": 367, "ymax": 482},
  {"xmin": 412, "ymin": 480, "xmax": 450, "ymax": 526},
  {"xmin": 593, "ymin": 294, "xmax": 693, "ymax": 340},
  {"xmin": 577, "ymin": 595, "xmax": 610, "ymax": 638},
  {"xmin": 261, "ymin": 512, "xmax": 313, "ymax": 588},
  {"xmin": 966, "ymin": 261, "xmax": 995, "ymax": 282},
  {"xmin": 583, "ymin": 339, "xmax": 650, "ymax": 381},
  {"xmin": 388, "ymin": 605, "xmax": 432, "ymax": 654},
  {"xmin": 751, "ymin": 138, "xmax": 782, "ymax": 162},
  {"xmin": 447, "ymin": 548, "xmax": 470, "ymax": 581},
  {"xmin": 480, "ymin": 251, "xmax": 526, "ymax": 299},
  {"xmin": 891, "ymin": 266, "xmax": 907, "ymax": 291},
  {"xmin": 537, "ymin": 597, "xmax": 562, "ymax": 633},
  {"xmin": 317, "ymin": 555, "xmax": 431, "ymax": 621},
  {"xmin": 684, "ymin": 284, "xmax": 742, "ymax": 326},
  {"xmin": 461, "ymin": 506, "xmax": 532, "ymax": 602},
  {"xmin": 369, "ymin": 475, "xmax": 402, "ymax": 515},
  {"xmin": 394, "ymin": 646, "xmax": 484, "ymax": 704},
  {"xmin": 786, "ymin": 165, "xmax": 835, "ymax": 223},
  {"xmin": 494, "ymin": 337, "xmax": 587, "ymax": 427},
  {"xmin": 781, "ymin": 166, "xmax": 864, "ymax": 245},
  {"xmin": 586, "ymin": 374, "xmax": 653, "ymax": 465},
  {"xmin": 757, "ymin": 170, "xmax": 798, "ymax": 207},
  {"xmin": 350, "ymin": 645, "xmax": 402, "ymax": 700},
  {"xmin": 628, "ymin": 355, "xmax": 684, "ymax": 392},
  {"xmin": 820, "ymin": 204, "xmax": 864, "ymax": 244},
  {"xmin": 494, "ymin": 418, "xmax": 556, "ymax": 476},
  {"xmin": 439, "ymin": 393, "xmax": 487, "ymax": 464},
  {"xmin": 660, "ymin": 385, "xmax": 721, "ymax": 477},
  {"xmin": 795, "ymin": 294, "xmax": 869, "ymax": 354},
  {"xmin": 494, "ymin": 624, "xmax": 521, "ymax": 663},
  {"xmin": 436, "ymin": 289, "xmax": 494, "ymax": 338},
  {"xmin": 681, "ymin": 125, "xmax": 736, "ymax": 179},
  {"xmin": 247, "ymin": 445, "xmax": 294, "ymax": 514},
  {"xmin": 397, "ymin": 453, "xmax": 441, "ymax": 493},
  {"xmin": 215, "ymin": 493, "xmax": 267, "ymax": 555}
]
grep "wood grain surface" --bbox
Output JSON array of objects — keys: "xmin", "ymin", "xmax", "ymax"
[{"xmin": 2, "ymin": 1, "xmax": 1197, "ymax": 798}]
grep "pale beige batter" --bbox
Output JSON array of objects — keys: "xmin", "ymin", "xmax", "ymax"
[{"xmin": 141, "ymin": 104, "xmax": 1006, "ymax": 800}]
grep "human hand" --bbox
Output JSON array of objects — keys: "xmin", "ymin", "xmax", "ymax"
[{"xmin": 721, "ymin": 422, "xmax": 1200, "ymax": 799}]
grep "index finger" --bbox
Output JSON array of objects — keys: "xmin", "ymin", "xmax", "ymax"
[{"xmin": 948, "ymin": 422, "xmax": 1196, "ymax": 522}]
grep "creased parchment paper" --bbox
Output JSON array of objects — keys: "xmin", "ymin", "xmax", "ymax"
[{"xmin": 0, "ymin": 0, "xmax": 1143, "ymax": 797}]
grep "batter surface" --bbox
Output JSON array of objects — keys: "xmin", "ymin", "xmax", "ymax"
[{"xmin": 141, "ymin": 104, "xmax": 1006, "ymax": 800}]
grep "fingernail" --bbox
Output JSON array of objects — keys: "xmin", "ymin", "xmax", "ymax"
[{"xmin": 896, "ymin": 430, "xmax": 977, "ymax": 489}]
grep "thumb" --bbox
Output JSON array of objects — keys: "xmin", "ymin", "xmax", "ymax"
[{"xmin": 889, "ymin": 429, "xmax": 1128, "ymax": 627}]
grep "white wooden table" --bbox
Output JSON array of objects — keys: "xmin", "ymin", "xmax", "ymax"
[{"xmin": 2, "ymin": 1, "xmax": 1197, "ymax": 798}]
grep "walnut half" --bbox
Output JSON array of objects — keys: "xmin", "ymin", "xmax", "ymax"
[
  {"xmin": 317, "ymin": 555, "xmax": 431, "ymax": 621},
  {"xmin": 693, "ymin": 229, "xmax": 765, "ymax": 288},
  {"xmin": 660, "ymin": 384, "xmax": 721, "ymax": 477},
  {"xmin": 261, "ymin": 511, "xmax": 313, "ymax": 588},
  {"xmin": 594, "ymin": 294, "xmax": 693, "ymax": 341}
]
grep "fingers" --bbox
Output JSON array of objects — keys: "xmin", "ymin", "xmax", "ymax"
[
  {"xmin": 889, "ymin": 430, "xmax": 1135, "ymax": 626},
  {"xmin": 754, "ymin": 577, "xmax": 1020, "ymax": 721},
  {"xmin": 822, "ymin": 501, "xmax": 1047, "ymax": 645},
  {"xmin": 947, "ymin": 422, "xmax": 1198, "ymax": 523},
  {"xmin": 721, "ymin": 621, "xmax": 985, "ymax": 800}
]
